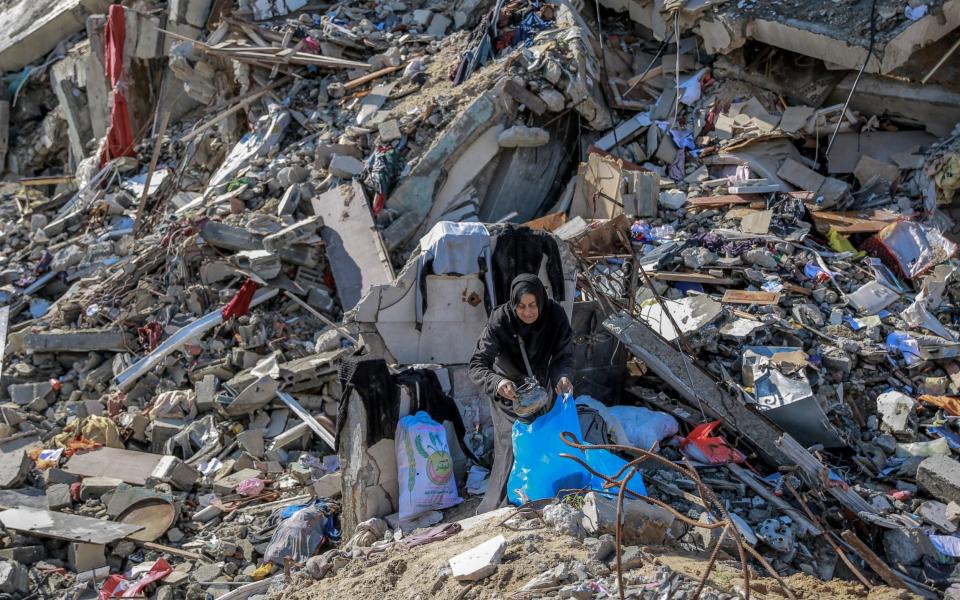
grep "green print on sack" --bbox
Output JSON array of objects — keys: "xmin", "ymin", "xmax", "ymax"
[{"xmin": 415, "ymin": 430, "xmax": 453, "ymax": 486}]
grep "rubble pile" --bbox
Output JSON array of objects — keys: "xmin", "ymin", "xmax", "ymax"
[{"xmin": 0, "ymin": 0, "xmax": 959, "ymax": 598}]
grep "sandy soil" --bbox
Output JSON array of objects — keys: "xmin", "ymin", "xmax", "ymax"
[{"xmin": 272, "ymin": 502, "xmax": 919, "ymax": 600}]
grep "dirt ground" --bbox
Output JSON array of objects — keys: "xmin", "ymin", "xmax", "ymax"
[{"xmin": 272, "ymin": 499, "xmax": 919, "ymax": 600}]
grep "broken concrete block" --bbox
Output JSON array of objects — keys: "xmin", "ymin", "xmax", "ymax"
[
  {"xmin": 0, "ymin": 546, "xmax": 43, "ymax": 565},
  {"xmin": 538, "ymin": 88, "xmax": 565, "ymax": 112},
  {"xmin": 46, "ymin": 483, "xmax": 73, "ymax": 511},
  {"xmin": 170, "ymin": 0, "xmax": 213, "ymax": 28},
  {"xmin": 0, "ymin": 560, "xmax": 29, "ymax": 594},
  {"xmin": 328, "ymin": 154, "xmax": 365, "ymax": 178},
  {"xmin": 79, "ymin": 477, "xmax": 123, "ymax": 501},
  {"xmin": 412, "ymin": 9, "xmax": 433, "ymax": 26},
  {"xmin": 313, "ymin": 472, "xmax": 342, "ymax": 499},
  {"xmin": 150, "ymin": 456, "xmax": 201, "ymax": 491},
  {"xmin": 449, "ymin": 535, "xmax": 506, "ymax": 581},
  {"xmin": 581, "ymin": 492, "xmax": 674, "ymax": 545},
  {"xmin": 918, "ymin": 455, "xmax": 960, "ymax": 504},
  {"xmin": 0, "ymin": 450, "xmax": 31, "ymax": 489},
  {"xmin": 68, "ymin": 542, "xmax": 106, "ymax": 573},
  {"xmin": 918, "ymin": 500, "xmax": 958, "ymax": 533},
  {"xmin": 876, "ymin": 391, "xmax": 916, "ymax": 438},
  {"xmin": 236, "ymin": 429, "xmax": 264, "ymax": 458},
  {"xmin": 427, "ymin": 13, "xmax": 452, "ymax": 36},
  {"xmin": 853, "ymin": 154, "xmax": 901, "ymax": 187},
  {"xmin": 213, "ymin": 468, "xmax": 263, "ymax": 496},
  {"xmin": 659, "ymin": 189, "xmax": 686, "ymax": 210},
  {"xmin": 7, "ymin": 381, "xmax": 53, "ymax": 407},
  {"xmin": 195, "ymin": 375, "xmax": 218, "ymax": 413},
  {"xmin": 230, "ymin": 250, "xmax": 281, "ymax": 280},
  {"xmin": 378, "ymin": 119, "xmax": 402, "ymax": 142},
  {"xmin": 497, "ymin": 126, "xmax": 549, "ymax": 148},
  {"xmin": 779, "ymin": 106, "xmax": 814, "ymax": 133},
  {"xmin": 777, "ymin": 158, "xmax": 823, "ymax": 192}
]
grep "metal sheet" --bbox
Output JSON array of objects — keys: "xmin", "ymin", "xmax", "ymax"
[{"xmin": 0, "ymin": 507, "xmax": 143, "ymax": 544}]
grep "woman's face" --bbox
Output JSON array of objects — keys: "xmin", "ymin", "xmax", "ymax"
[{"xmin": 515, "ymin": 293, "xmax": 540, "ymax": 325}]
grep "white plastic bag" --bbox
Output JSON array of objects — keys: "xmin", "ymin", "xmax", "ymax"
[
  {"xmin": 396, "ymin": 411, "xmax": 463, "ymax": 521},
  {"xmin": 606, "ymin": 405, "xmax": 679, "ymax": 450}
]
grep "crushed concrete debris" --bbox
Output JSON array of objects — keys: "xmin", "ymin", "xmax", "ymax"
[{"xmin": 0, "ymin": 0, "xmax": 959, "ymax": 598}]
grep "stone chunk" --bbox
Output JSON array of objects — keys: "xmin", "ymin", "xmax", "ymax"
[
  {"xmin": 0, "ymin": 546, "xmax": 43, "ymax": 565},
  {"xmin": 918, "ymin": 455, "xmax": 960, "ymax": 504},
  {"xmin": 0, "ymin": 561, "xmax": 29, "ymax": 594},
  {"xmin": 68, "ymin": 542, "xmax": 106, "ymax": 573},
  {"xmin": 497, "ymin": 126, "xmax": 549, "ymax": 148},
  {"xmin": 328, "ymin": 154, "xmax": 365, "ymax": 178},
  {"xmin": 918, "ymin": 500, "xmax": 957, "ymax": 533},
  {"xmin": 427, "ymin": 13, "xmax": 451, "ymax": 37},
  {"xmin": 876, "ymin": 391, "xmax": 916, "ymax": 438},
  {"xmin": 46, "ymin": 483, "xmax": 73, "ymax": 511},
  {"xmin": 313, "ymin": 472, "xmax": 342, "ymax": 499},
  {"xmin": 449, "ymin": 535, "xmax": 506, "ymax": 581},
  {"xmin": 0, "ymin": 450, "xmax": 31, "ymax": 489},
  {"xmin": 581, "ymin": 492, "xmax": 674, "ymax": 545},
  {"xmin": 79, "ymin": 477, "xmax": 123, "ymax": 501}
]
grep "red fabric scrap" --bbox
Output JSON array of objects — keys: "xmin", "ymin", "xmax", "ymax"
[
  {"xmin": 138, "ymin": 322, "xmax": 163, "ymax": 352},
  {"xmin": 99, "ymin": 557, "xmax": 172, "ymax": 599},
  {"xmin": 101, "ymin": 4, "xmax": 135, "ymax": 167},
  {"xmin": 221, "ymin": 278, "xmax": 258, "ymax": 320},
  {"xmin": 679, "ymin": 421, "xmax": 746, "ymax": 465}
]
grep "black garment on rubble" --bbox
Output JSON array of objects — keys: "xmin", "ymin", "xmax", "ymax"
[
  {"xmin": 468, "ymin": 275, "xmax": 574, "ymax": 513},
  {"xmin": 336, "ymin": 356, "xmax": 397, "ymax": 451},
  {"xmin": 336, "ymin": 357, "xmax": 481, "ymax": 465},
  {"xmin": 394, "ymin": 368, "xmax": 480, "ymax": 464},
  {"xmin": 490, "ymin": 225, "xmax": 565, "ymax": 306}
]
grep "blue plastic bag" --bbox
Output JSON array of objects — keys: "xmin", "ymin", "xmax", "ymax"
[{"xmin": 507, "ymin": 395, "xmax": 646, "ymax": 505}]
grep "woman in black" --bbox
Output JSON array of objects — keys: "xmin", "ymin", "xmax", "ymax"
[{"xmin": 469, "ymin": 273, "xmax": 574, "ymax": 512}]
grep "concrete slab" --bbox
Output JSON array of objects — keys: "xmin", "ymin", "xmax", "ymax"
[
  {"xmin": 449, "ymin": 535, "xmax": 506, "ymax": 581},
  {"xmin": 0, "ymin": 0, "xmax": 111, "ymax": 71},
  {"xmin": 311, "ymin": 181, "xmax": 394, "ymax": 310}
]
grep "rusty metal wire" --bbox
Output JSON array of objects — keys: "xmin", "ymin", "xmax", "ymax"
[{"xmin": 558, "ymin": 432, "xmax": 798, "ymax": 600}]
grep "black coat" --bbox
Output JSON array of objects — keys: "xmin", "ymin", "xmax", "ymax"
[{"xmin": 468, "ymin": 300, "xmax": 574, "ymax": 399}]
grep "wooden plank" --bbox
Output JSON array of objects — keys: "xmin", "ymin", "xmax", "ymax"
[
  {"xmin": 783, "ymin": 283, "xmax": 813, "ymax": 297},
  {"xmin": 0, "ymin": 507, "xmax": 143, "ymax": 544},
  {"xmin": 502, "ymin": 79, "xmax": 547, "ymax": 115},
  {"xmin": 686, "ymin": 194, "xmax": 758, "ymax": 208},
  {"xmin": 17, "ymin": 175, "xmax": 75, "ymax": 186},
  {"xmin": 63, "ymin": 447, "xmax": 164, "ymax": 486},
  {"xmin": 840, "ymin": 530, "xmax": 910, "ymax": 591},
  {"xmin": 343, "ymin": 64, "xmax": 405, "ymax": 91},
  {"xmin": 808, "ymin": 208, "xmax": 900, "ymax": 235},
  {"xmin": 721, "ymin": 290, "xmax": 780, "ymax": 305}
]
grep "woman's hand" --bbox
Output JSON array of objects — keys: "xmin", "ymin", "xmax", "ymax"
[
  {"xmin": 497, "ymin": 379, "xmax": 518, "ymax": 401},
  {"xmin": 555, "ymin": 377, "xmax": 573, "ymax": 397}
]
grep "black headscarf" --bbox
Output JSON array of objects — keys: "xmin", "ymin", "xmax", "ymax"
[{"xmin": 508, "ymin": 274, "xmax": 550, "ymax": 362}]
